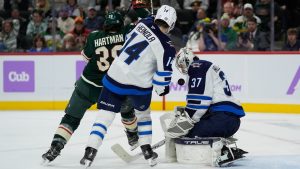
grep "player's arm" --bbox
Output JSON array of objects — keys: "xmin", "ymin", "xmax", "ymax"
[
  {"xmin": 81, "ymin": 31, "xmax": 96, "ymax": 62},
  {"xmin": 152, "ymin": 42, "xmax": 176, "ymax": 96}
]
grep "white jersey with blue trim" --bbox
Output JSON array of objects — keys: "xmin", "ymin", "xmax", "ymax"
[
  {"xmin": 103, "ymin": 17, "xmax": 176, "ymax": 95},
  {"xmin": 185, "ymin": 60, "xmax": 245, "ymax": 122}
]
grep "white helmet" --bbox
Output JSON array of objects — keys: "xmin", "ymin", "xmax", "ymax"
[
  {"xmin": 155, "ymin": 5, "xmax": 177, "ymax": 33},
  {"xmin": 175, "ymin": 47, "xmax": 196, "ymax": 74}
]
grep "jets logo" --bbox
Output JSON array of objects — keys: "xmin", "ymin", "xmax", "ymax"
[{"xmin": 192, "ymin": 63, "xmax": 201, "ymax": 68}]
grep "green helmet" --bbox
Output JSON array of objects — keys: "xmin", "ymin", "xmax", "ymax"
[{"xmin": 104, "ymin": 11, "xmax": 124, "ymax": 27}]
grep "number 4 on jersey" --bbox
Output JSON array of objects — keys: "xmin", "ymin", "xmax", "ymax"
[{"xmin": 120, "ymin": 32, "xmax": 149, "ymax": 65}]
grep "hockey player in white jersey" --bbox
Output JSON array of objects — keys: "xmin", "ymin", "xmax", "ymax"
[
  {"xmin": 163, "ymin": 47, "xmax": 247, "ymax": 166},
  {"xmin": 80, "ymin": 5, "xmax": 177, "ymax": 167}
]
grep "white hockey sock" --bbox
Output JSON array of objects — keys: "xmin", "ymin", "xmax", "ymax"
[
  {"xmin": 87, "ymin": 110, "xmax": 116, "ymax": 149},
  {"xmin": 135, "ymin": 108, "xmax": 152, "ymax": 146}
]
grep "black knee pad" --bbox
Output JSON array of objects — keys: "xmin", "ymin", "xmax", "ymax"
[
  {"xmin": 60, "ymin": 114, "xmax": 81, "ymax": 131},
  {"xmin": 121, "ymin": 109, "xmax": 135, "ymax": 121}
]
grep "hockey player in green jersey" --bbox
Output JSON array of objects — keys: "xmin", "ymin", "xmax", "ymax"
[{"xmin": 42, "ymin": 11, "xmax": 139, "ymax": 164}]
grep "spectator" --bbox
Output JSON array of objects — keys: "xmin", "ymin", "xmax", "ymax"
[
  {"xmin": 62, "ymin": 0, "xmax": 81, "ymax": 17},
  {"xmin": 236, "ymin": 17, "xmax": 269, "ymax": 51},
  {"xmin": 234, "ymin": 3, "xmax": 261, "ymax": 33},
  {"xmin": 83, "ymin": 6, "xmax": 104, "ymax": 31},
  {"xmin": 9, "ymin": 8, "xmax": 28, "ymax": 36},
  {"xmin": 3, "ymin": 0, "xmax": 33, "ymax": 14},
  {"xmin": 57, "ymin": 7, "xmax": 75, "ymax": 34},
  {"xmin": 186, "ymin": 19, "xmax": 209, "ymax": 51},
  {"xmin": 42, "ymin": 17, "xmax": 64, "ymax": 51},
  {"xmin": 223, "ymin": 1, "xmax": 236, "ymax": 27},
  {"xmin": 34, "ymin": 0, "xmax": 52, "ymax": 17},
  {"xmin": 184, "ymin": 0, "xmax": 209, "ymax": 11},
  {"xmin": 220, "ymin": 13, "xmax": 238, "ymax": 50},
  {"xmin": 282, "ymin": 28, "xmax": 300, "ymax": 51},
  {"xmin": 0, "ymin": 20, "xmax": 17, "ymax": 52},
  {"xmin": 190, "ymin": 8, "xmax": 210, "ymax": 33},
  {"xmin": 60, "ymin": 33, "xmax": 79, "ymax": 51},
  {"xmin": 26, "ymin": 9, "xmax": 47, "ymax": 38},
  {"xmin": 255, "ymin": 0, "xmax": 283, "ymax": 40},
  {"xmin": 190, "ymin": 0, "xmax": 202, "ymax": 14},
  {"xmin": 198, "ymin": 19, "xmax": 227, "ymax": 51},
  {"xmin": 69, "ymin": 16, "xmax": 90, "ymax": 49},
  {"xmin": 9, "ymin": 8, "xmax": 29, "ymax": 50},
  {"xmin": 77, "ymin": 0, "xmax": 98, "ymax": 12},
  {"xmin": 28, "ymin": 34, "xmax": 51, "ymax": 52}
]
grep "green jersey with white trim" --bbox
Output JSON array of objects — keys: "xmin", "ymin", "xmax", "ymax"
[{"xmin": 81, "ymin": 28, "xmax": 130, "ymax": 87}]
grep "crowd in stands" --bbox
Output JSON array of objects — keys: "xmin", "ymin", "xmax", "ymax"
[{"xmin": 0, "ymin": 0, "xmax": 300, "ymax": 52}]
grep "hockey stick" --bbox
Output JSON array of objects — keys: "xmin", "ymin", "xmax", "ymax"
[{"xmin": 111, "ymin": 139, "xmax": 166, "ymax": 163}]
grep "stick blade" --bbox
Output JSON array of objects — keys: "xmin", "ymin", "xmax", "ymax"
[{"xmin": 111, "ymin": 144, "xmax": 134, "ymax": 163}]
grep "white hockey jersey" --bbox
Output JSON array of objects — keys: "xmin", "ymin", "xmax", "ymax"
[
  {"xmin": 184, "ymin": 60, "xmax": 245, "ymax": 122},
  {"xmin": 102, "ymin": 17, "xmax": 176, "ymax": 95}
]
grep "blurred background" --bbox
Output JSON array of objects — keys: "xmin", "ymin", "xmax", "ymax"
[
  {"xmin": 0, "ymin": 0, "xmax": 300, "ymax": 52},
  {"xmin": 0, "ymin": 0, "xmax": 299, "ymax": 113}
]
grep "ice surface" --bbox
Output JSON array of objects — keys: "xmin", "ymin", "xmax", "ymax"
[{"xmin": 0, "ymin": 111, "xmax": 299, "ymax": 169}]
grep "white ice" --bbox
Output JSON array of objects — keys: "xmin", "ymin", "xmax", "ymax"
[{"xmin": 0, "ymin": 111, "xmax": 300, "ymax": 169}]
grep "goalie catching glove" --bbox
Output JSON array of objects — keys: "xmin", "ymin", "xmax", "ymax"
[{"xmin": 166, "ymin": 109, "xmax": 195, "ymax": 138}]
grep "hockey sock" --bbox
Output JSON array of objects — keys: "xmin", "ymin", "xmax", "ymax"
[
  {"xmin": 87, "ymin": 110, "xmax": 116, "ymax": 149},
  {"xmin": 52, "ymin": 114, "xmax": 81, "ymax": 146}
]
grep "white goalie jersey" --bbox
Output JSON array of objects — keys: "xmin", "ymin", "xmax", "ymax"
[
  {"xmin": 103, "ymin": 17, "xmax": 176, "ymax": 95},
  {"xmin": 185, "ymin": 60, "xmax": 245, "ymax": 122}
]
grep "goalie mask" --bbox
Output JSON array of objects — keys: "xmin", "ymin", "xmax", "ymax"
[
  {"xmin": 155, "ymin": 5, "xmax": 177, "ymax": 33},
  {"xmin": 175, "ymin": 47, "xmax": 196, "ymax": 75}
]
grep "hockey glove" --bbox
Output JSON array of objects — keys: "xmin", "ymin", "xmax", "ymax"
[{"xmin": 166, "ymin": 109, "xmax": 195, "ymax": 138}]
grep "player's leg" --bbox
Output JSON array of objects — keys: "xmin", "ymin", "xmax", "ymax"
[
  {"xmin": 80, "ymin": 87, "xmax": 124, "ymax": 167},
  {"xmin": 186, "ymin": 111, "xmax": 240, "ymax": 138},
  {"xmin": 42, "ymin": 78, "xmax": 101, "ymax": 163},
  {"xmin": 130, "ymin": 94, "xmax": 158, "ymax": 166},
  {"xmin": 120, "ymin": 97, "xmax": 139, "ymax": 150}
]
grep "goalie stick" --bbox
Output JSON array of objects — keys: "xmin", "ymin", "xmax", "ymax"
[{"xmin": 111, "ymin": 139, "xmax": 166, "ymax": 163}]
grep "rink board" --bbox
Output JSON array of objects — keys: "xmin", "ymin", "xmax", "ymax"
[{"xmin": 0, "ymin": 52, "xmax": 299, "ymax": 113}]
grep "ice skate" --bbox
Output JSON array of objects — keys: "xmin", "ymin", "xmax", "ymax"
[
  {"xmin": 41, "ymin": 142, "xmax": 64, "ymax": 164},
  {"xmin": 125, "ymin": 129, "xmax": 139, "ymax": 151},
  {"xmin": 141, "ymin": 144, "xmax": 158, "ymax": 167},
  {"xmin": 80, "ymin": 147, "xmax": 98, "ymax": 168},
  {"xmin": 217, "ymin": 146, "xmax": 248, "ymax": 167}
]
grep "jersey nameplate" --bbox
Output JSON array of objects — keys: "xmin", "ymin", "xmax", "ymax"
[
  {"xmin": 136, "ymin": 24, "xmax": 156, "ymax": 42},
  {"xmin": 94, "ymin": 34, "xmax": 124, "ymax": 47}
]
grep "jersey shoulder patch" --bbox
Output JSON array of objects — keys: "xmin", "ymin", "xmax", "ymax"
[
  {"xmin": 212, "ymin": 64, "xmax": 220, "ymax": 73},
  {"xmin": 190, "ymin": 62, "xmax": 202, "ymax": 68}
]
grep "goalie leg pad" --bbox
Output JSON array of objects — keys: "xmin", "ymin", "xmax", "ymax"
[{"xmin": 175, "ymin": 137, "xmax": 224, "ymax": 165}]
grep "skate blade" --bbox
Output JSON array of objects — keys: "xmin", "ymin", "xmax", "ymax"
[
  {"xmin": 80, "ymin": 159, "xmax": 92, "ymax": 168},
  {"xmin": 40, "ymin": 158, "xmax": 51, "ymax": 166},
  {"xmin": 148, "ymin": 158, "xmax": 158, "ymax": 167},
  {"xmin": 219, "ymin": 156, "xmax": 246, "ymax": 167}
]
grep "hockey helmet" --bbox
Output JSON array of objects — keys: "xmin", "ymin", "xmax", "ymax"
[
  {"xmin": 104, "ymin": 11, "xmax": 124, "ymax": 27},
  {"xmin": 175, "ymin": 47, "xmax": 196, "ymax": 74},
  {"xmin": 155, "ymin": 5, "xmax": 177, "ymax": 33}
]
